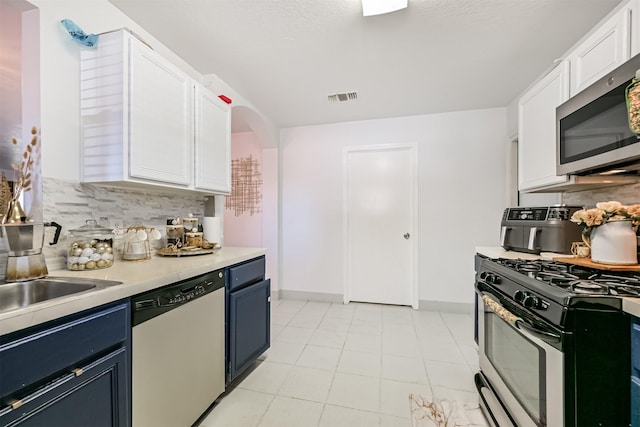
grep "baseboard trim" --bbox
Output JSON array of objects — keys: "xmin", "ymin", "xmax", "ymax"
[
  {"xmin": 276, "ymin": 290, "xmax": 343, "ymax": 303},
  {"xmin": 274, "ymin": 290, "xmax": 473, "ymax": 314},
  {"xmin": 418, "ymin": 300, "xmax": 473, "ymax": 314}
]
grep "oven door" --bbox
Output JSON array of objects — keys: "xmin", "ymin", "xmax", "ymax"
[{"xmin": 476, "ymin": 286, "xmax": 564, "ymax": 427}]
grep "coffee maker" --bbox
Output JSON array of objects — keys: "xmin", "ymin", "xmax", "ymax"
[
  {"xmin": 1, "ymin": 220, "xmax": 61, "ymax": 282},
  {"xmin": 2, "ymin": 223, "xmax": 47, "ymax": 281}
]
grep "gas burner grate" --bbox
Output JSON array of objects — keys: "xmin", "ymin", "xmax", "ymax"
[
  {"xmin": 566, "ymin": 280, "xmax": 609, "ymax": 295},
  {"xmin": 610, "ymin": 286, "xmax": 640, "ymax": 297},
  {"xmin": 493, "ymin": 257, "xmax": 640, "ymax": 296},
  {"xmin": 535, "ymin": 271, "xmax": 580, "ymax": 283},
  {"xmin": 496, "ymin": 258, "xmax": 576, "ymax": 275}
]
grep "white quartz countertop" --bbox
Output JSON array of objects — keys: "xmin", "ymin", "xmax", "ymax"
[
  {"xmin": 0, "ymin": 246, "xmax": 266, "ymax": 335},
  {"xmin": 475, "ymin": 246, "xmax": 566, "ymax": 260}
]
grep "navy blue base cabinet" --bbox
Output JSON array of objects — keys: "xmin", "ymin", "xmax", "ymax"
[
  {"xmin": 226, "ymin": 256, "xmax": 271, "ymax": 383},
  {"xmin": 0, "ymin": 300, "xmax": 131, "ymax": 426}
]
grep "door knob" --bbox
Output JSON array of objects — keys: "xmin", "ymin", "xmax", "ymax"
[{"xmin": 404, "ymin": 233, "xmax": 410, "ymax": 239}]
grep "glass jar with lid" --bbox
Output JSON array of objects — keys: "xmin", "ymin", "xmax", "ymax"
[{"xmin": 66, "ymin": 219, "xmax": 115, "ymax": 270}]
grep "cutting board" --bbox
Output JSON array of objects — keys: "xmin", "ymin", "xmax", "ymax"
[{"xmin": 553, "ymin": 257, "xmax": 640, "ymax": 272}]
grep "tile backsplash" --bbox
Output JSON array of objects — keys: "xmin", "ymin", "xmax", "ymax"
[
  {"xmin": 41, "ymin": 178, "xmax": 210, "ymax": 269},
  {"xmin": 562, "ymin": 182, "xmax": 640, "ymax": 207}
]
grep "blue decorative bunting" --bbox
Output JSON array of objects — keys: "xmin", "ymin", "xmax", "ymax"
[{"xmin": 60, "ymin": 19, "xmax": 99, "ymax": 47}]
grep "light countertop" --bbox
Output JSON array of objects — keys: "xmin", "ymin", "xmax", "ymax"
[
  {"xmin": 623, "ymin": 298, "xmax": 640, "ymax": 318},
  {"xmin": 475, "ymin": 246, "xmax": 565, "ymax": 260},
  {"xmin": 0, "ymin": 246, "xmax": 266, "ymax": 336}
]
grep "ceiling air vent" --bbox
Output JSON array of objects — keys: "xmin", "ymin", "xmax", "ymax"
[{"xmin": 328, "ymin": 91, "xmax": 358, "ymax": 103}]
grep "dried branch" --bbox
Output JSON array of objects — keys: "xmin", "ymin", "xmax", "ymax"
[{"xmin": 9, "ymin": 126, "xmax": 39, "ymax": 201}]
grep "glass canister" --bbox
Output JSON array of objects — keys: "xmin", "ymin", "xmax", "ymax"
[{"xmin": 67, "ymin": 219, "xmax": 115, "ymax": 270}]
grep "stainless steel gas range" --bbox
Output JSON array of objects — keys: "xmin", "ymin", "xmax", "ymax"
[{"xmin": 474, "ymin": 256, "xmax": 633, "ymax": 427}]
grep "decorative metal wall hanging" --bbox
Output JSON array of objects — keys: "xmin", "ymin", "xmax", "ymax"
[{"xmin": 226, "ymin": 155, "xmax": 262, "ymax": 216}]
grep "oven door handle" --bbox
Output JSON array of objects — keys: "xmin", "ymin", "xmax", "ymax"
[
  {"xmin": 481, "ymin": 294, "xmax": 561, "ymax": 344},
  {"xmin": 516, "ymin": 319, "xmax": 561, "ymax": 343}
]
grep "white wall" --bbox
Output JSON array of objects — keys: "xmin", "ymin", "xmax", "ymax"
[
  {"xmin": 225, "ymin": 132, "xmax": 264, "ymax": 247},
  {"xmin": 0, "ymin": 1, "xmax": 23, "ymax": 176},
  {"xmin": 262, "ymin": 148, "xmax": 279, "ymax": 290},
  {"xmin": 280, "ymin": 108, "xmax": 508, "ymax": 306},
  {"xmin": 223, "ymin": 132, "xmax": 279, "ymax": 290}
]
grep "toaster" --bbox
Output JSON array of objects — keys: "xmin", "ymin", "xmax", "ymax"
[{"xmin": 500, "ymin": 205, "xmax": 584, "ymax": 254}]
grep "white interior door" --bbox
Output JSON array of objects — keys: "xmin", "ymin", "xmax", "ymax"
[{"xmin": 344, "ymin": 144, "xmax": 418, "ymax": 308}]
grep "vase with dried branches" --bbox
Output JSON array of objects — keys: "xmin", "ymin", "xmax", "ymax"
[{"xmin": 2, "ymin": 126, "xmax": 39, "ymax": 224}]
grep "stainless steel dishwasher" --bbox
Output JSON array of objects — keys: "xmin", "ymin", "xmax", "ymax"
[{"xmin": 131, "ymin": 270, "xmax": 225, "ymax": 427}]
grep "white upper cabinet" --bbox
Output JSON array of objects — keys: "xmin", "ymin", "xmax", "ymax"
[
  {"xmin": 194, "ymin": 86, "xmax": 231, "ymax": 194},
  {"xmin": 517, "ymin": 0, "xmax": 639, "ymax": 192},
  {"xmin": 129, "ymin": 38, "xmax": 192, "ymax": 186},
  {"xmin": 518, "ymin": 60, "xmax": 570, "ymax": 191},
  {"xmin": 633, "ymin": 0, "xmax": 640, "ymax": 55},
  {"xmin": 80, "ymin": 29, "xmax": 231, "ymax": 194},
  {"xmin": 568, "ymin": 4, "xmax": 632, "ymax": 96}
]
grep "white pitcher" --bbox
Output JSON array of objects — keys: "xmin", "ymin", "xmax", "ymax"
[{"xmin": 590, "ymin": 220, "xmax": 638, "ymax": 265}]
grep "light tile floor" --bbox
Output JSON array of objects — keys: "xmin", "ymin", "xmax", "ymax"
[{"xmin": 198, "ymin": 299, "xmax": 489, "ymax": 427}]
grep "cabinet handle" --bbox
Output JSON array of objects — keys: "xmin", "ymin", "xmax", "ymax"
[
  {"xmin": 72, "ymin": 368, "xmax": 84, "ymax": 377},
  {"xmin": 10, "ymin": 400, "xmax": 23, "ymax": 410}
]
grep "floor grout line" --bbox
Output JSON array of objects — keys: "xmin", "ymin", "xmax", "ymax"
[{"xmin": 202, "ymin": 299, "xmax": 487, "ymax": 427}]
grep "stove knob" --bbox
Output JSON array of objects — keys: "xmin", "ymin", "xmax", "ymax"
[
  {"xmin": 485, "ymin": 274, "xmax": 501, "ymax": 285},
  {"xmin": 523, "ymin": 295, "xmax": 540, "ymax": 309},
  {"xmin": 479, "ymin": 272, "xmax": 488, "ymax": 281},
  {"xmin": 514, "ymin": 290, "xmax": 525, "ymax": 302}
]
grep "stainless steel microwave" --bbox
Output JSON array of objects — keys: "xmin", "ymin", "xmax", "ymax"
[{"xmin": 557, "ymin": 53, "xmax": 640, "ymax": 175}]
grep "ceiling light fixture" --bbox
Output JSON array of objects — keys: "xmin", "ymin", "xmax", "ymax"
[{"xmin": 362, "ymin": 0, "xmax": 407, "ymax": 16}]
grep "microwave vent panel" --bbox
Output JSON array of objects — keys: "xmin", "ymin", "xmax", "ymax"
[{"xmin": 328, "ymin": 91, "xmax": 358, "ymax": 103}]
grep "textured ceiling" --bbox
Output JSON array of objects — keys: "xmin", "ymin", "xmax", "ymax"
[{"xmin": 108, "ymin": 0, "xmax": 622, "ymax": 131}]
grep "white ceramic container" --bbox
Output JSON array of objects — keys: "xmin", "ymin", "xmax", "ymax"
[{"xmin": 590, "ymin": 220, "xmax": 637, "ymax": 265}]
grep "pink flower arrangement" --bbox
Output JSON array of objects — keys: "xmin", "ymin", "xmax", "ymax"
[{"xmin": 570, "ymin": 201, "xmax": 640, "ymax": 238}]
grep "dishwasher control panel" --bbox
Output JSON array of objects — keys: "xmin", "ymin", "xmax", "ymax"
[
  {"xmin": 166, "ymin": 284, "xmax": 207, "ymax": 305},
  {"xmin": 132, "ymin": 270, "xmax": 224, "ymax": 326}
]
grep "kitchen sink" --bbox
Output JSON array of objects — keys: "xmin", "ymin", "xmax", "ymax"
[{"xmin": 0, "ymin": 277, "xmax": 122, "ymax": 314}]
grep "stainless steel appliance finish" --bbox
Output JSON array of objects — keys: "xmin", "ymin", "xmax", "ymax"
[
  {"xmin": 475, "ymin": 256, "xmax": 631, "ymax": 427},
  {"xmin": 500, "ymin": 206, "xmax": 583, "ymax": 254},
  {"xmin": 131, "ymin": 270, "xmax": 225, "ymax": 427},
  {"xmin": 557, "ymin": 52, "xmax": 640, "ymax": 176},
  {"xmin": 477, "ymin": 292, "xmax": 564, "ymax": 427}
]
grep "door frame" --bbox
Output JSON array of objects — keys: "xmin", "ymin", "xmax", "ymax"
[{"xmin": 342, "ymin": 143, "xmax": 419, "ymax": 309}]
